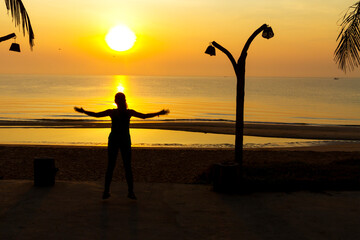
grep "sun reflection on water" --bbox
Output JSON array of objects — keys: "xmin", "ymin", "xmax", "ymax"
[
  {"xmin": 113, "ymin": 75, "xmax": 129, "ymax": 94},
  {"xmin": 117, "ymin": 84, "xmax": 125, "ymax": 93},
  {"xmin": 109, "ymin": 75, "xmax": 171, "ymax": 119},
  {"xmin": 110, "ymin": 75, "xmax": 144, "ymax": 112},
  {"xmin": 109, "ymin": 75, "xmax": 131, "ymax": 107}
]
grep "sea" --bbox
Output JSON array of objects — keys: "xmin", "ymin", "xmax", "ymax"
[{"xmin": 0, "ymin": 74, "xmax": 359, "ymax": 147}]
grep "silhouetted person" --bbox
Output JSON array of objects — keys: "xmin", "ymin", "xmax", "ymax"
[{"xmin": 74, "ymin": 92, "xmax": 169, "ymax": 200}]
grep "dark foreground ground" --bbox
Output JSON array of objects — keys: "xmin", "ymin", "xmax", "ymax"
[
  {"xmin": 1, "ymin": 144, "xmax": 360, "ymax": 239},
  {"xmin": 1, "ymin": 180, "xmax": 360, "ymax": 240}
]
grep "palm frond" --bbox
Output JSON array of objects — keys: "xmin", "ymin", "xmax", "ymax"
[
  {"xmin": 334, "ymin": 2, "xmax": 360, "ymax": 72},
  {"xmin": 5, "ymin": 0, "xmax": 34, "ymax": 48}
]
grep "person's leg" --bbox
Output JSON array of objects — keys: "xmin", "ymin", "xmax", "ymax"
[
  {"xmin": 104, "ymin": 139, "xmax": 119, "ymax": 198},
  {"xmin": 120, "ymin": 143, "xmax": 136, "ymax": 199}
]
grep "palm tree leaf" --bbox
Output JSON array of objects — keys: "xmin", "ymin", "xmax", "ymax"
[
  {"xmin": 334, "ymin": 1, "xmax": 360, "ymax": 72},
  {"xmin": 5, "ymin": 0, "xmax": 34, "ymax": 48}
]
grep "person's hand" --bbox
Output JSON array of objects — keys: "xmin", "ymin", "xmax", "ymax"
[
  {"xmin": 159, "ymin": 109, "xmax": 170, "ymax": 115},
  {"xmin": 74, "ymin": 107, "xmax": 85, "ymax": 113}
]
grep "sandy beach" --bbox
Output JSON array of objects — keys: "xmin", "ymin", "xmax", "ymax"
[
  {"xmin": 1, "ymin": 142, "xmax": 359, "ymax": 191},
  {"xmin": 1, "ymin": 119, "xmax": 359, "ymax": 190}
]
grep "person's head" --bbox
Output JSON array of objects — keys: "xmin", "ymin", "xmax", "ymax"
[{"xmin": 115, "ymin": 92, "xmax": 127, "ymax": 110}]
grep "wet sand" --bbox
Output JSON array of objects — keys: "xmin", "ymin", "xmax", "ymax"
[{"xmin": 1, "ymin": 120, "xmax": 359, "ymax": 140}]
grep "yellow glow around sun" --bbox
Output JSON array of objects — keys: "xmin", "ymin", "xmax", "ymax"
[{"xmin": 105, "ymin": 25, "xmax": 136, "ymax": 52}]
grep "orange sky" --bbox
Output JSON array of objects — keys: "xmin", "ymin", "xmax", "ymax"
[{"xmin": 0, "ymin": 0, "xmax": 359, "ymax": 77}]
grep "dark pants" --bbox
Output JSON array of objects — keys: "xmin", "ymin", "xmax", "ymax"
[{"xmin": 105, "ymin": 136, "xmax": 133, "ymax": 193}]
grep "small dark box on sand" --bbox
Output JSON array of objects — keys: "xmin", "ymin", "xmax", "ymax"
[{"xmin": 34, "ymin": 158, "xmax": 58, "ymax": 187}]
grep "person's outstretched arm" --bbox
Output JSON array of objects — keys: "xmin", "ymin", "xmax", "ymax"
[
  {"xmin": 74, "ymin": 107, "xmax": 111, "ymax": 118},
  {"xmin": 131, "ymin": 109, "xmax": 169, "ymax": 119}
]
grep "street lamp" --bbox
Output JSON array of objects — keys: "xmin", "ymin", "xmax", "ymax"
[
  {"xmin": 0, "ymin": 33, "xmax": 21, "ymax": 52},
  {"xmin": 9, "ymin": 42, "xmax": 20, "ymax": 52},
  {"xmin": 205, "ymin": 24, "xmax": 274, "ymax": 173},
  {"xmin": 205, "ymin": 44, "xmax": 216, "ymax": 56}
]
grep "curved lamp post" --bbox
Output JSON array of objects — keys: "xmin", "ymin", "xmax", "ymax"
[{"xmin": 205, "ymin": 24, "xmax": 274, "ymax": 170}]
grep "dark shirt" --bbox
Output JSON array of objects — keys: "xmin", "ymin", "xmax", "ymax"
[{"xmin": 108, "ymin": 109, "xmax": 134, "ymax": 144}]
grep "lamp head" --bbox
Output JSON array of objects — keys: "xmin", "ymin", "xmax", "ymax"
[
  {"xmin": 205, "ymin": 45, "xmax": 216, "ymax": 56},
  {"xmin": 9, "ymin": 43, "xmax": 20, "ymax": 52},
  {"xmin": 262, "ymin": 26, "xmax": 274, "ymax": 39}
]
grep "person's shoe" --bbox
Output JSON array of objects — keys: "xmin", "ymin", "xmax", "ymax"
[
  {"xmin": 102, "ymin": 191, "xmax": 111, "ymax": 199},
  {"xmin": 127, "ymin": 191, "xmax": 137, "ymax": 200}
]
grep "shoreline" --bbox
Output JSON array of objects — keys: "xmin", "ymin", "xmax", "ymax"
[
  {"xmin": 1, "ymin": 137, "xmax": 360, "ymax": 149},
  {"xmin": 1, "ymin": 141, "xmax": 360, "ymax": 152},
  {"xmin": 0, "ymin": 120, "xmax": 360, "ymax": 140}
]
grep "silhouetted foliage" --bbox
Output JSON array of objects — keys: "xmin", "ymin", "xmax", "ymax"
[
  {"xmin": 4, "ymin": 0, "xmax": 34, "ymax": 48},
  {"xmin": 335, "ymin": 2, "xmax": 360, "ymax": 72}
]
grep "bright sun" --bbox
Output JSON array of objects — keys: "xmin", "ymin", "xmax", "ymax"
[{"xmin": 105, "ymin": 25, "xmax": 136, "ymax": 52}]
